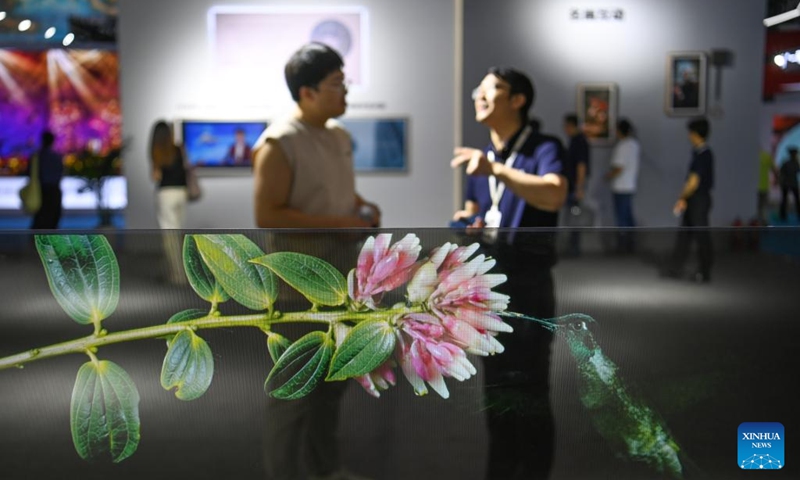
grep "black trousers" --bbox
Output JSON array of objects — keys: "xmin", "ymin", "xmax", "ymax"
[
  {"xmin": 31, "ymin": 185, "xmax": 62, "ymax": 230},
  {"xmin": 483, "ymin": 247, "xmax": 556, "ymax": 480},
  {"xmin": 672, "ymin": 193, "xmax": 713, "ymax": 277},
  {"xmin": 780, "ymin": 186, "xmax": 800, "ymax": 221}
]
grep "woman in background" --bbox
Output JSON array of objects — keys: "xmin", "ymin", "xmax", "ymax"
[{"xmin": 149, "ymin": 120, "xmax": 187, "ymax": 284}]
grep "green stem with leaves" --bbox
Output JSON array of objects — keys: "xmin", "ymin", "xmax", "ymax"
[
  {"xmin": 11, "ymin": 233, "xmax": 426, "ymax": 464},
  {"xmin": 0, "ymin": 306, "xmax": 418, "ymax": 372}
]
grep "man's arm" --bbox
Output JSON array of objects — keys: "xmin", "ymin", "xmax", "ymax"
[
  {"xmin": 491, "ymin": 166, "xmax": 567, "ymax": 212},
  {"xmin": 604, "ymin": 141, "xmax": 625, "ymax": 181},
  {"xmin": 604, "ymin": 165, "xmax": 622, "ymax": 181},
  {"xmin": 678, "ymin": 172, "xmax": 700, "ymax": 200},
  {"xmin": 253, "ymin": 139, "xmax": 370, "ymax": 228},
  {"xmin": 575, "ymin": 162, "xmax": 587, "ymax": 201},
  {"xmin": 451, "ymin": 146, "xmax": 567, "ymax": 213},
  {"xmin": 355, "ymin": 193, "xmax": 382, "ymax": 227},
  {"xmin": 453, "ymin": 200, "xmax": 479, "ymax": 221},
  {"xmin": 574, "ymin": 138, "xmax": 589, "ymax": 200},
  {"xmin": 673, "ymin": 172, "xmax": 700, "ymax": 215}
]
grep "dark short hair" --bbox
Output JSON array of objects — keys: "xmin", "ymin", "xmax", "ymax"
[
  {"xmin": 687, "ymin": 117, "xmax": 710, "ymax": 140},
  {"xmin": 41, "ymin": 131, "xmax": 55, "ymax": 148},
  {"xmin": 564, "ymin": 114, "xmax": 579, "ymax": 127},
  {"xmin": 617, "ymin": 118, "xmax": 633, "ymax": 137},
  {"xmin": 789, "ymin": 146, "xmax": 798, "ymax": 154},
  {"xmin": 487, "ymin": 66, "xmax": 535, "ymax": 122},
  {"xmin": 284, "ymin": 42, "xmax": 344, "ymax": 102}
]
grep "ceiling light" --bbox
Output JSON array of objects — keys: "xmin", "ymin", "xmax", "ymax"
[
  {"xmin": 62, "ymin": 33, "xmax": 75, "ymax": 47},
  {"xmin": 18, "ymin": 19, "xmax": 31, "ymax": 31},
  {"xmin": 0, "ymin": 12, "xmax": 7, "ymax": 21},
  {"xmin": 44, "ymin": 27, "xmax": 56, "ymax": 39},
  {"xmin": 764, "ymin": 2, "xmax": 800, "ymax": 27},
  {"xmin": 775, "ymin": 54, "xmax": 788, "ymax": 68}
]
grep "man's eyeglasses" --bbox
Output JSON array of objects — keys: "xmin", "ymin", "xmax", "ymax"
[
  {"xmin": 317, "ymin": 79, "xmax": 352, "ymax": 92},
  {"xmin": 471, "ymin": 84, "xmax": 506, "ymax": 100}
]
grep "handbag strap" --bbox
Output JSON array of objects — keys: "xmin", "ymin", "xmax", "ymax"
[{"xmin": 30, "ymin": 154, "xmax": 39, "ymax": 181}]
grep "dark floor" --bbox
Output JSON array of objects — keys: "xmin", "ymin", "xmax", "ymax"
[{"xmin": 0, "ymin": 228, "xmax": 798, "ymax": 480}]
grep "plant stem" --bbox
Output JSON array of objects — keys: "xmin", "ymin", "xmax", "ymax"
[{"xmin": 0, "ymin": 307, "xmax": 414, "ymax": 372}]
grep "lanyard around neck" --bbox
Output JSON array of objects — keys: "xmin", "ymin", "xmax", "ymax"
[{"xmin": 487, "ymin": 125, "xmax": 533, "ymax": 209}]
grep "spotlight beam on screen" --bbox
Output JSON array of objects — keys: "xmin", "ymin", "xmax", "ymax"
[
  {"xmin": 0, "ymin": 52, "xmax": 29, "ymax": 105},
  {"xmin": 764, "ymin": 2, "xmax": 800, "ymax": 27}
]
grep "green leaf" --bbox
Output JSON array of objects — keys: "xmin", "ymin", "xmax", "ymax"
[
  {"xmin": 183, "ymin": 235, "xmax": 230, "ymax": 305},
  {"xmin": 250, "ymin": 252, "xmax": 347, "ymax": 307},
  {"xmin": 35, "ymin": 235, "xmax": 120, "ymax": 326},
  {"xmin": 267, "ymin": 333, "xmax": 292, "ymax": 364},
  {"xmin": 161, "ymin": 329, "xmax": 214, "ymax": 401},
  {"xmin": 160, "ymin": 308, "xmax": 208, "ymax": 344},
  {"xmin": 327, "ymin": 320, "xmax": 396, "ymax": 381},
  {"xmin": 194, "ymin": 234, "xmax": 277, "ymax": 311},
  {"xmin": 167, "ymin": 308, "xmax": 208, "ymax": 325},
  {"xmin": 70, "ymin": 360, "xmax": 140, "ymax": 463},
  {"xmin": 265, "ymin": 331, "xmax": 334, "ymax": 400}
]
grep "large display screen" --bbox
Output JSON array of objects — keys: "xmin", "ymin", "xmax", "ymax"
[
  {"xmin": 180, "ymin": 120, "xmax": 267, "ymax": 169},
  {"xmin": 0, "ymin": 48, "xmax": 123, "ymax": 211}
]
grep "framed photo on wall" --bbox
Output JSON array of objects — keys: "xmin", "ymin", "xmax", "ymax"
[
  {"xmin": 209, "ymin": 5, "xmax": 368, "ymax": 95},
  {"xmin": 665, "ymin": 51, "xmax": 707, "ymax": 116},
  {"xmin": 577, "ymin": 83, "xmax": 618, "ymax": 145},
  {"xmin": 338, "ymin": 117, "xmax": 409, "ymax": 172}
]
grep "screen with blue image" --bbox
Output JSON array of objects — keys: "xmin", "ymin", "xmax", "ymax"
[
  {"xmin": 338, "ymin": 118, "xmax": 407, "ymax": 172},
  {"xmin": 181, "ymin": 121, "xmax": 267, "ymax": 168}
]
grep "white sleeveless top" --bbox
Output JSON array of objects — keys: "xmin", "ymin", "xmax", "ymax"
[{"xmin": 255, "ymin": 117, "xmax": 356, "ymax": 218}]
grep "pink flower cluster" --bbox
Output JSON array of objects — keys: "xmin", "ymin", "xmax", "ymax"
[
  {"xmin": 346, "ymin": 234, "xmax": 511, "ymax": 399},
  {"xmin": 348, "ymin": 234, "xmax": 421, "ymax": 311}
]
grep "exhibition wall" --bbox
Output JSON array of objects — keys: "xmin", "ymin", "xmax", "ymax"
[
  {"xmin": 117, "ymin": 0, "xmax": 457, "ymax": 229},
  {"xmin": 463, "ymin": 0, "xmax": 765, "ymax": 227},
  {"xmin": 20, "ymin": 0, "xmax": 767, "ymax": 228}
]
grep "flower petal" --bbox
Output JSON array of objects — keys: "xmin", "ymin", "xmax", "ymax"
[
  {"xmin": 399, "ymin": 349, "xmax": 428, "ymax": 396},
  {"xmin": 407, "ymin": 262, "xmax": 438, "ymax": 303},
  {"xmin": 426, "ymin": 372, "xmax": 450, "ymax": 399}
]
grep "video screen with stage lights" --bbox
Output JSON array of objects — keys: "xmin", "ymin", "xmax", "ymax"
[{"xmin": 0, "ymin": 49, "xmax": 124, "ymax": 210}]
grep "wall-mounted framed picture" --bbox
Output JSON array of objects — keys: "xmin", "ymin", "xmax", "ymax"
[
  {"xmin": 177, "ymin": 120, "xmax": 268, "ymax": 173},
  {"xmin": 577, "ymin": 83, "xmax": 618, "ymax": 145},
  {"xmin": 665, "ymin": 51, "xmax": 707, "ymax": 116},
  {"xmin": 338, "ymin": 117, "xmax": 409, "ymax": 172},
  {"xmin": 208, "ymin": 5, "xmax": 368, "ymax": 95}
]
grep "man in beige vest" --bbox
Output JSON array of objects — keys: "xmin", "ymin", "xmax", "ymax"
[
  {"xmin": 253, "ymin": 43, "xmax": 379, "ymax": 230},
  {"xmin": 252, "ymin": 42, "xmax": 377, "ymax": 480}
]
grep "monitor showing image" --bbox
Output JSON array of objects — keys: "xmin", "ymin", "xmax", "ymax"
[
  {"xmin": 180, "ymin": 121, "xmax": 267, "ymax": 169},
  {"xmin": 339, "ymin": 117, "xmax": 408, "ymax": 172}
]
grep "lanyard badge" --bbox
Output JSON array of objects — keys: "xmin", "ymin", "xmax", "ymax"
[
  {"xmin": 482, "ymin": 125, "xmax": 533, "ymax": 243},
  {"xmin": 482, "ymin": 206, "xmax": 501, "ymax": 244}
]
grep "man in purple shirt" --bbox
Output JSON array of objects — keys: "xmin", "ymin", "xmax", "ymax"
[
  {"xmin": 451, "ymin": 66, "xmax": 567, "ymax": 480},
  {"xmin": 452, "ymin": 69, "xmax": 566, "ymax": 231}
]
